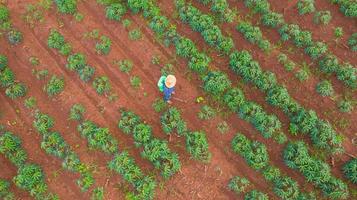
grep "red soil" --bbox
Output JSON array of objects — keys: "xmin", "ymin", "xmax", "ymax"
[{"xmin": 0, "ymin": 0, "xmax": 355, "ymax": 199}]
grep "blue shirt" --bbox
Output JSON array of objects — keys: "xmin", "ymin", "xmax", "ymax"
[{"xmin": 163, "ymin": 85, "xmax": 175, "ymax": 101}]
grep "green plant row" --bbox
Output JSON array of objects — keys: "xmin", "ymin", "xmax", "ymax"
[
  {"xmin": 197, "ymin": 0, "xmax": 236, "ymax": 22},
  {"xmin": 0, "ymin": 4, "xmax": 23, "ymax": 45},
  {"xmin": 0, "ymin": 179, "xmax": 15, "ymax": 200},
  {"xmin": 0, "ymin": 129, "xmax": 57, "ymax": 200},
  {"xmin": 32, "ymin": 111, "xmax": 95, "ymax": 192},
  {"xmin": 283, "ymin": 141, "xmax": 349, "ymax": 199},
  {"xmin": 331, "ymin": 0, "xmax": 357, "ymax": 18},
  {"xmin": 121, "ymin": 0, "xmax": 287, "ymax": 144},
  {"xmin": 231, "ymin": 133, "xmax": 316, "ymax": 200},
  {"xmin": 243, "ymin": 0, "xmax": 356, "ymax": 89},
  {"xmin": 236, "ymin": 21, "xmax": 271, "ymax": 52},
  {"xmin": 228, "ymin": 176, "xmax": 269, "ymax": 199},
  {"xmin": 176, "ymin": 1, "xmax": 234, "ymax": 54},
  {"xmin": 70, "ymin": 104, "xmax": 156, "ymax": 199},
  {"xmin": 160, "ymin": 107, "xmax": 211, "ymax": 162},
  {"xmin": 118, "ymin": 109, "xmax": 181, "ymax": 179},
  {"xmin": 48, "ymin": 29, "xmax": 113, "ymax": 95},
  {"xmin": 175, "ymin": 1, "xmax": 344, "ymax": 154},
  {"xmin": 0, "ymin": 55, "xmax": 27, "ymax": 99}
]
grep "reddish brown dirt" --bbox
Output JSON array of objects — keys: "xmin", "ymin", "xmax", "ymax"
[{"xmin": 0, "ymin": 0, "xmax": 356, "ymax": 200}]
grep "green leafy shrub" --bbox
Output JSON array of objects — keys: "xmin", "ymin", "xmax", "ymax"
[
  {"xmin": 223, "ymin": 87, "xmax": 245, "ymax": 112},
  {"xmin": 0, "ymin": 55, "xmax": 8, "ymax": 70},
  {"xmin": 67, "ymin": 53, "xmax": 86, "ymax": 71},
  {"xmin": 343, "ymin": 158, "xmax": 357, "ymax": 184},
  {"xmin": 228, "ymin": 176, "xmax": 251, "ymax": 194},
  {"xmin": 91, "ymin": 187, "xmax": 104, "ymax": 200},
  {"xmin": 24, "ymin": 97, "xmax": 37, "ymax": 109},
  {"xmin": 0, "ymin": 131, "xmax": 27, "ymax": 167},
  {"xmin": 295, "ymin": 69, "xmax": 309, "ymax": 81},
  {"xmin": 297, "ymin": 0, "xmax": 315, "ymax": 15},
  {"xmin": 203, "ymin": 71, "xmax": 231, "ymax": 97},
  {"xmin": 95, "ymin": 36, "xmax": 111, "ymax": 55},
  {"xmin": 304, "ymin": 42, "xmax": 327, "ymax": 60},
  {"xmin": 316, "ymin": 80, "xmax": 334, "ymax": 97},
  {"xmin": 77, "ymin": 120, "xmax": 118, "ymax": 154},
  {"xmin": 244, "ymin": 190, "xmax": 269, "ymax": 200},
  {"xmin": 129, "ymin": 29, "xmax": 142, "ymax": 40},
  {"xmin": 7, "ymin": 29, "xmax": 23, "ymax": 45},
  {"xmin": 106, "ymin": 3, "xmax": 127, "ymax": 21},
  {"xmin": 69, "ymin": 103, "xmax": 85, "ymax": 121},
  {"xmin": 337, "ymin": 100, "xmax": 353, "ymax": 113},
  {"xmin": 348, "ymin": 33, "xmax": 357, "ymax": 52},
  {"xmin": 33, "ymin": 112, "xmax": 54, "ymax": 134},
  {"xmin": 198, "ymin": 105, "xmax": 216, "ymax": 120},
  {"xmin": 44, "ymin": 75, "xmax": 65, "ymax": 96},
  {"xmin": 130, "ymin": 76, "xmax": 141, "ymax": 89},
  {"xmin": 13, "ymin": 164, "xmax": 48, "ymax": 199},
  {"xmin": 161, "ymin": 107, "xmax": 187, "ymax": 136},
  {"xmin": 116, "ymin": 59, "xmax": 133, "ymax": 74},
  {"xmin": 79, "ymin": 65, "xmax": 95, "ymax": 82},
  {"xmin": 0, "ymin": 67, "xmax": 15, "ymax": 87},
  {"xmin": 60, "ymin": 43, "xmax": 72, "ymax": 56},
  {"xmin": 152, "ymin": 98, "xmax": 167, "ymax": 113},
  {"xmin": 277, "ymin": 53, "xmax": 296, "ymax": 71},
  {"xmin": 313, "ymin": 11, "xmax": 332, "ymax": 25},
  {"xmin": 185, "ymin": 131, "xmax": 210, "ymax": 161},
  {"xmin": 92, "ymin": 76, "xmax": 111, "ymax": 95},
  {"xmin": 237, "ymin": 22, "xmax": 271, "ymax": 52},
  {"xmin": 54, "ymin": 0, "xmax": 77, "ymax": 14},
  {"xmin": 5, "ymin": 83, "xmax": 27, "ymax": 99},
  {"xmin": 333, "ymin": 0, "xmax": 357, "ymax": 17},
  {"xmin": 336, "ymin": 62, "xmax": 356, "ymax": 89},
  {"xmin": 244, "ymin": 0, "xmax": 270, "ymax": 14},
  {"xmin": 0, "ymin": 179, "xmax": 14, "ymax": 199},
  {"xmin": 261, "ymin": 12, "xmax": 284, "ymax": 28},
  {"xmin": 48, "ymin": 29, "xmax": 65, "ymax": 49},
  {"xmin": 334, "ymin": 27, "xmax": 343, "ymax": 38},
  {"xmin": 231, "ymin": 133, "xmax": 269, "ymax": 171},
  {"xmin": 0, "ymin": 5, "xmax": 9, "ymax": 23},
  {"xmin": 283, "ymin": 141, "xmax": 349, "ymax": 199},
  {"xmin": 108, "ymin": 151, "xmax": 156, "ymax": 199}
]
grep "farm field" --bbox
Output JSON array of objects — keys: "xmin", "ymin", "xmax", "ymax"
[{"xmin": 0, "ymin": 0, "xmax": 356, "ymax": 200}]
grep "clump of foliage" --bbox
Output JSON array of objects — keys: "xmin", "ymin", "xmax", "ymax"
[
  {"xmin": 69, "ymin": 103, "xmax": 86, "ymax": 121},
  {"xmin": 348, "ymin": 33, "xmax": 357, "ymax": 52},
  {"xmin": 116, "ymin": 59, "xmax": 133, "ymax": 74},
  {"xmin": 334, "ymin": 27, "xmax": 343, "ymax": 38},
  {"xmin": 342, "ymin": 158, "xmax": 357, "ymax": 184},
  {"xmin": 119, "ymin": 109, "xmax": 181, "ymax": 178},
  {"xmin": 297, "ymin": 0, "xmax": 315, "ymax": 15},
  {"xmin": 231, "ymin": 133, "xmax": 269, "ymax": 171},
  {"xmin": 91, "ymin": 187, "xmax": 104, "ymax": 200},
  {"xmin": 152, "ymin": 98, "xmax": 167, "ymax": 113},
  {"xmin": 106, "ymin": 3, "xmax": 127, "ymax": 21},
  {"xmin": 54, "ymin": 0, "xmax": 77, "ymax": 14},
  {"xmin": 0, "ymin": 179, "xmax": 15, "ymax": 200},
  {"xmin": 130, "ymin": 76, "xmax": 141, "ymax": 89},
  {"xmin": 5, "ymin": 83, "xmax": 27, "ymax": 99},
  {"xmin": 7, "ymin": 29, "xmax": 23, "ymax": 45},
  {"xmin": 244, "ymin": 190, "xmax": 269, "ymax": 200},
  {"xmin": 24, "ymin": 97, "xmax": 37, "ymax": 109},
  {"xmin": 198, "ymin": 105, "xmax": 216, "ymax": 120},
  {"xmin": 331, "ymin": 0, "xmax": 357, "ymax": 17},
  {"xmin": 316, "ymin": 80, "xmax": 334, "ymax": 97},
  {"xmin": 92, "ymin": 76, "xmax": 111, "ymax": 95},
  {"xmin": 283, "ymin": 141, "xmax": 349, "ymax": 199},
  {"xmin": 0, "ymin": 131, "xmax": 28, "ymax": 167},
  {"xmin": 203, "ymin": 71, "xmax": 231, "ymax": 97},
  {"xmin": 44, "ymin": 75, "xmax": 65, "ymax": 96},
  {"xmin": 261, "ymin": 11, "xmax": 284, "ymax": 28},
  {"xmin": 95, "ymin": 36, "xmax": 111, "ymax": 55},
  {"xmin": 337, "ymin": 99, "xmax": 353, "ymax": 113},
  {"xmin": 277, "ymin": 53, "xmax": 296, "ymax": 71},
  {"xmin": 313, "ymin": 11, "xmax": 332, "ymax": 25},
  {"xmin": 237, "ymin": 22, "xmax": 271, "ymax": 52},
  {"xmin": 129, "ymin": 29, "xmax": 142, "ymax": 40},
  {"xmin": 295, "ymin": 69, "xmax": 309, "ymax": 81},
  {"xmin": 228, "ymin": 176, "xmax": 251, "ymax": 194}
]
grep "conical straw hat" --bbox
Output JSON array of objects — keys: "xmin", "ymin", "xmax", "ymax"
[{"xmin": 165, "ymin": 75, "xmax": 176, "ymax": 88}]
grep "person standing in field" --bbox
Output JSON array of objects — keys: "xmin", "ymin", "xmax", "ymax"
[{"xmin": 158, "ymin": 74, "xmax": 176, "ymax": 104}]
